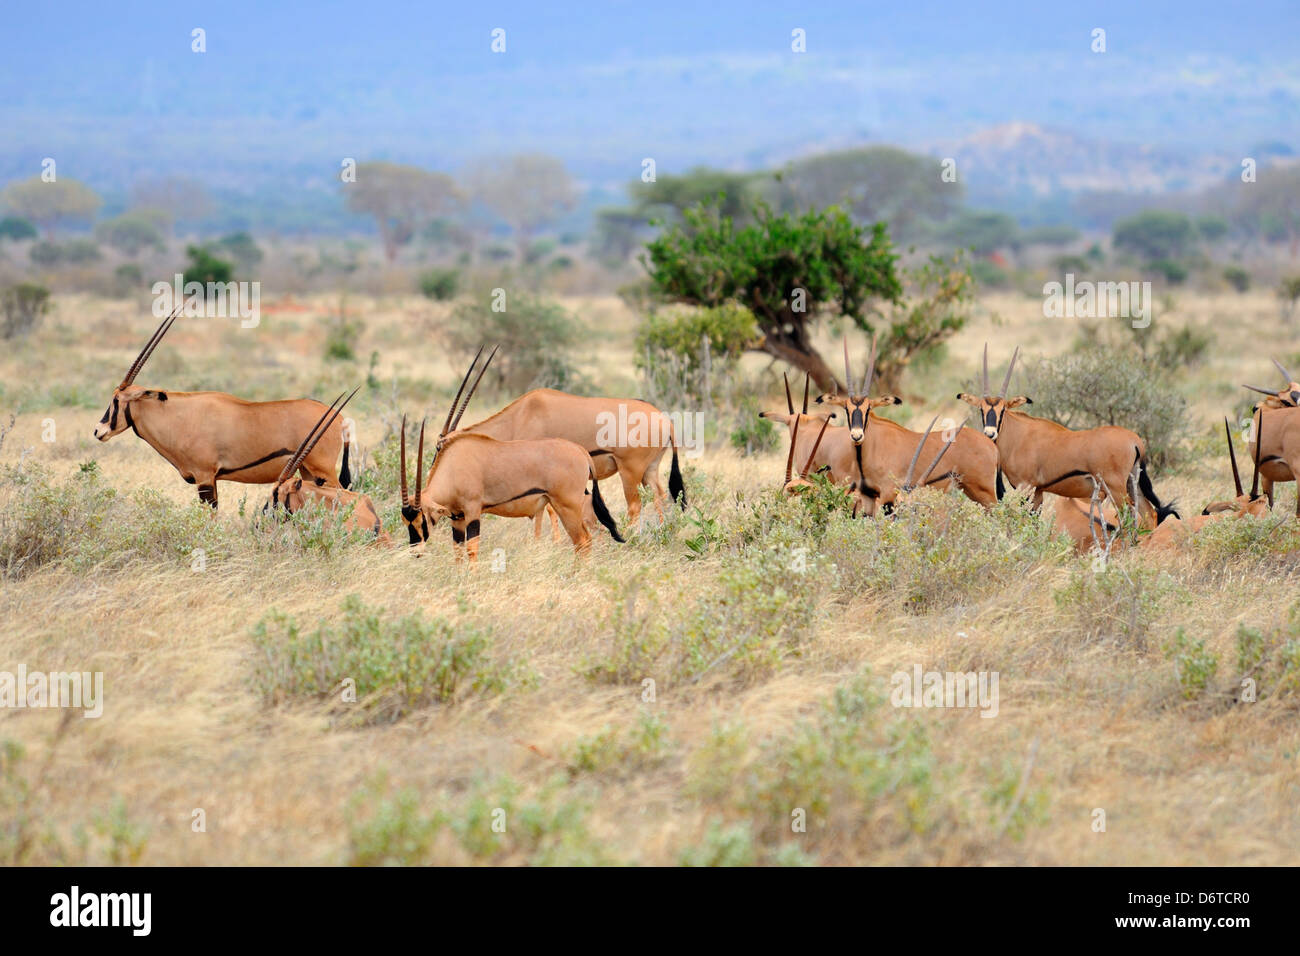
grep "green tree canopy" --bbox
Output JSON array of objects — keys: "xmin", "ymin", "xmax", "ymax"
[
  {"xmin": 1112, "ymin": 209, "xmax": 1196, "ymax": 261},
  {"xmin": 641, "ymin": 201, "xmax": 902, "ymax": 392}
]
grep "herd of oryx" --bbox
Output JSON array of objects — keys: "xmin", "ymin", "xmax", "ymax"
[{"xmin": 94, "ymin": 309, "xmax": 1300, "ymax": 561}]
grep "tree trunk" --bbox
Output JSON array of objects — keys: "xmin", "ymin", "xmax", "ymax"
[{"xmin": 754, "ymin": 335, "xmax": 842, "ymax": 395}]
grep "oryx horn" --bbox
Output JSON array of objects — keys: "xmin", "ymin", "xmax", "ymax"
[
  {"xmin": 801, "ymin": 372, "xmax": 810, "ymax": 415},
  {"xmin": 999, "ymin": 346, "xmax": 1020, "ymax": 400},
  {"xmin": 784, "ymin": 414, "xmax": 801, "ymax": 485},
  {"xmin": 1250, "ymin": 414, "xmax": 1263, "ymax": 501},
  {"xmin": 783, "ymin": 372, "xmax": 794, "ymax": 415},
  {"xmin": 861, "ymin": 333, "xmax": 878, "ymax": 398},
  {"xmin": 441, "ymin": 345, "xmax": 486, "ymax": 437},
  {"xmin": 842, "ymin": 338, "xmax": 853, "ymax": 398},
  {"xmin": 1223, "ymin": 417, "xmax": 1243, "ymax": 498},
  {"xmin": 120, "ymin": 306, "xmax": 182, "ymax": 388},
  {"xmin": 400, "ymin": 414, "xmax": 410, "ymax": 507},
  {"xmin": 1273, "ymin": 358, "xmax": 1295, "ymax": 382},
  {"xmin": 276, "ymin": 386, "xmax": 358, "ymax": 485},
  {"xmin": 1242, "ymin": 384, "xmax": 1280, "ymax": 397},
  {"xmin": 902, "ymin": 416, "xmax": 940, "ymax": 490},
  {"xmin": 449, "ymin": 345, "xmax": 498, "ymax": 434},
  {"xmin": 414, "ymin": 419, "xmax": 426, "ymax": 508},
  {"xmin": 801, "ymin": 416, "xmax": 831, "ymax": 480}
]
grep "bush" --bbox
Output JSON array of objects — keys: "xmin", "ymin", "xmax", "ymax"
[
  {"xmin": 212, "ymin": 232, "xmax": 263, "ymax": 272},
  {"xmin": 1113, "ymin": 210, "xmax": 1196, "ymax": 262},
  {"xmin": 1223, "ymin": 265, "xmax": 1251, "ymax": 293},
  {"xmin": 1052, "ymin": 563, "xmax": 1176, "ymax": 652},
  {"xmin": 1279, "ymin": 276, "xmax": 1300, "ymax": 320},
  {"xmin": 95, "ymin": 212, "xmax": 165, "ymax": 256},
  {"xmin": 1024, "ymin": 349, "xmax": 1189, "ymax": 469},
  {"xmin": 323, "ymin": 310, "xmax": 365, "ymax": 362},
  {"xmin": 249, "ymin": 594, "xmax": 525, "ymax": 725},
  {"xmin": 418, "ymin": 267, "xmax": 459, "ymax": 301},
  {"xmin": 970, "ymin": 259, "xmax": 1010, "ymax": 288},
  {"xmin": 635, "ymin": 303, "xmax": 758, "ymax": 406},
  {"xmin": 1146, "ymin": 258, "xmax": 1188, "ymax": 285},
  {"xmin": 0, "ymin": 283, "xmax": 51, "ymax": 339},
  {"xmin": 1163, "ymin": 628, "xmax": 1217, "ymax": 700},
  {"xmin": 729, "ymin": 403, "xmax": 779, "ymax": 457},
  {"xmin": 182, "ymin": 245, "xmax": 234, "ymax": 285},
  {"xmin": 29, "ymin": 241, "xmax": 61, "ymax": 266},
  {"xmin": 113, "ymin": 263, "xmax": 144, "ymax": 297},
  {"xmin": 444, "ymin": 293, "xmax": 582, "ymax": 393},
  {"xmin": 821, "ymin": 490, "xmax": 1069, "ymax": 613}
]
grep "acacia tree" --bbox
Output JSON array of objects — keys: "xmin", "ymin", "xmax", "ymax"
[
  {"xmin": 345, "ymin": 162, "xmax": 462, "ymax": 263},
  {"xmin": 0, "ymin": 176, "xmax": 101, "ymax": 238},
  {"xmin": 641, "ymin": 202, "xmax": 903, "ymax": 392}
]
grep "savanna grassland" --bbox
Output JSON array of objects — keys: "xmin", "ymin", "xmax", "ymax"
[{"xmin": 3, "ymin": 288, "xmax": 1300, "ymax": 867}]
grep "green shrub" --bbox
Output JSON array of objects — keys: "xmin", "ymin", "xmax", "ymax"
[
  {"xmin": 418, "ymin": 267, "xmax": 459, "ymax": 301},
  {"xmin": 113, "ymin": 263, "xmax": 144, "ymax": 297},
  {"xmin": 323, "ymin": 310, "xmax": 365, "ymax": 361},
  {"xmin": 1, "ymin": 283, "xmax": 51, "ymax": 339},
  {"xmin": 1053, "ymin": 563, "xmax": 1176, "ymax": 652},
  {"xmin": 563, "ymin": 711, "xmax": 673, "ymax": 778},
  {"xmin": 970, "ymin": 258, "xmax": 1010, "ymax": 288},
  {"xmin": 729, "ymin": 405, "xmax": 779, "ymax": 457},
  {"xmin": 1279, "ymin": 276, "xmax": 1300, "ymax": 319},
  {"xmin": 0, "ymin": 217, "xmax": 37, "ymax": 241},
  {"xmin": 95, "ymin": 212, "xmax": 165, "ymax": 256},
  {"xmin": 1147, "ymin": 258, "xmax": 1188, "ymax": 284},
  {"xmin": 248, "ymin": 594, "xmax": 524, "ymax": 724},
  {"xmin": 678, "ymin": 821, "xmax": 757, "ymax": 866},
  {"xmin": 1163, "ymin": 628, "xmax": 1218, "ymax": 700},
  {"xmin": 182, "ymin": 244, "xmax": 234, "ymax": 285},
  {"xmin": 1222, "ymin": 265, "xmax": 1251, "ymax": 292},
  {"xmin": 445, "ymin": 293, "xmax": 583, "ymax": 393},
  {"xmin": 634, "ymin": 303, "xmax": 758, "ymax": 373}
]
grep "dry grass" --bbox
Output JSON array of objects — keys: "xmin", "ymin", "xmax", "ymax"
[{"xmin": 2, "ymin": 290, "xmax": 1300, "ymax": 865}]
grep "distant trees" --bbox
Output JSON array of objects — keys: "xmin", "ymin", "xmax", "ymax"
[
  {"xmin": 128, "ymin": 176, "xmax": 212, "ymax": 235},
  {"xmin": 95, "ymin": 211, "xmax": 167, "ymax": 256},
  {"xmin": 775, "ymin": 147, "xmax": 963, "ymax": 240},
  {"xmin": 0, "ymin": 217, "xmax": 37, "ymax": 241},
  {"xmin": 0, "ymin": 176, "xmax": 102, "ymax": 238},
  {"xmin": 1235, "ymin": 165, "xmax": 1300, "ymax": 257},
  {"xmin": 1112, "ymin": 210, "xmax": 1196, "ymax": 262},
  {"xmin": 344, "ymin": 161, "xmax": 462, "ymax": 262},
  {"xmin": 630, "ymin": 167, "xmax": 761, "ymax": 225},
  {"xmin": 941, "ymin": 210, "xmax": 1019, "ymax": 256},
  {"xmin": 465, "ymin": 154, "xmax": 578, "ymax": 259}
]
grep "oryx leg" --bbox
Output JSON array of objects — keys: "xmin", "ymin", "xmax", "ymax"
[
  {"xmin": 553, "ymin": 499, "xmax": 593, "ymax": 556},
  {"xmin": 641, "ymin": 450, "xmax": 670, "ymax": 520},
  {"xmin": 1031, "ymin": 488, "xmax": 1045, "ymax": 511},
  {"xmin": 617, "ymin": 465, "xmax": 644, "ymax": 527},
  {"xmin": 1262, "ymin": 476, "xmax": 1274, "ymax": 509}
]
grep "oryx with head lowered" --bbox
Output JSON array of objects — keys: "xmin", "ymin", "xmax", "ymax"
[
  {"xmin": 957, "ymin": 344, "xmax": 1178, "ymax": 527},
  {"xmin": 400, "ymin": 348, "xmax": 624, "ymax": 562},
  {"xmin": 1242, "ymin": 359, "xmax": 1300, "ymax": 514},
  {"xmin": 93, "ymin": 311, "xmax": 353, "ymax": 507},
  {"xmin": 814, "ymin": 337, "xmax": 999, "ymax": 515},
  {"xmin": 265, "ymin": 387, "xmax": 387, "ymax": 542},
  {"xmin": 453, "ymin": 377, "xmax": 685, "ymax": 527}
]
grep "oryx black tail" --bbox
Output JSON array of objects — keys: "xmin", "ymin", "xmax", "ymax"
[
  {"xmin": 668, "ymin": 445, "xmax": 686, "ymax": 510},
  {"xmin": 589, "ymin": 467, "xmax": 624, "ymax": 542},
  {"xmin": 1136, "ymin": 449, "xmax": 1179, "ymax": 523}
]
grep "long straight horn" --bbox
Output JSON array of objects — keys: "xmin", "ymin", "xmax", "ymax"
[
  {"xmin": 916, "ymin": 437, "xmax": 956, "ymax": 488},
  {"xmin": 784, "ymin": 372, "xmax": 793, "ymax": 414},
  {"xmin": 121, "ymin": 307, "xmax": 181, "ymax": 387},
  {"xmin": 860, "ymin": 333, "xmax": 877, "ymax": 398},
  {"xmin": 982, "ymin": 343, "xmax": 990, "ymax": 395},
  {"xmin": 278, "ymin": 387, "xmax": 359, "ymax": 484},
  {"xmin": 999, "ymin": 346, "xmax": 1020, "ymax": 400},
  {"xmin": 276, "ymin": 392, "xmax": 343, "ymax": 485},
  {"xmin": 842, "ymin": 337, "xmax": 853, "ymax": 397},
  {"xmin": 902, "ymin": 416, "xmax": 940, "ymax": 490},
  {"xmin": 1223, "ymin": 417, "xmax": 1242, "ymax": 498},
  {"xmin": 1250, "ymin": 414, "xmax": 1263, "ymax": 501},
  {"xmin": 449, "ymin": 344, "xmax": 498, "ymax": 433},
  {"xmin": 441, "ymin": 345, "xmax": 485, "ymax": 436},
  {"xmin": 400, "ymin": 414, "xmax": 410, "ymax": 507},
  {"xmin": 414, "ymin": 419, "xmax": 427, "ymax": 508},
  {"xmin": 1273, "ymin": 358, "xmax": 1295, "ymax": 383},
  {"xmin": 784, "ymin": 414, "xmax": 801, "ymax": 485},
  {"xmin": 801, "ymin": 372, "xmax": 810, "ymax": 414},
  {"xmin": 801, "ymin": 416, "xmax": 832, "ymax": 479},
  {"xmin": 1243, "ymin": 383, "xmax": 1279, "ymax": 397}
]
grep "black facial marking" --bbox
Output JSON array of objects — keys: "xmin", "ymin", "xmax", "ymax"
[
  {"xmin": 157, "ymin": 391, "xmax": 167, "ymax": 401},
  {"xmin": 108, "ymin": 397, "xmax": 119, "ymax": 430},
  {"xmin": 183, "ymin": 475, "xmax": 196, "ymax": 484}
]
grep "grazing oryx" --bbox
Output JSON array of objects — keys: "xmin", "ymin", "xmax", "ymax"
[
  {"xmin": 266, "ymin": 388, "xmax": 388, "ymax": 542},
  {"xmin": 1243, "ymin": 360, "xmax": 1300, "ymax": 513},
  {"xmin": 957, "ymin": 344, "xmax": 1178, "ymax": 527},
  {"xmin": 760, "ymin": 372, "xmax": 872, "ymax": 514},
  {"xmin": 400, "ymin": 348, "xmax": 624, "ymax": 561},
  {"xmin": 93, "ymin": 310, "xmax": 352, "ymax": 507},
  {"xmin": 780, "ymin": 409, "xmax": 832, "ymax": 496},
  {"xmin": 456, "ymin": 380, "xmax": 684, "ymax": 527},
  {"xmin": 1146, "ymin": 418, "xmax": 1270, "ymax": 549},
  {"xmin": 816, "ymin": 338, "xmax": 999, "ymax": 514}
]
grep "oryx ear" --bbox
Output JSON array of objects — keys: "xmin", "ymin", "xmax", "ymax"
[
  {"xmin": 956, "ymin": 393, "xmax": 980, "ymax": 406},
  {"xmin": 815, "ymin": 393, "xmax": 848, "ymax": 408},
  {"xmin": 1262, "ymin": 395, "xmax": 1289, "ymax": 409},
  {"xmin": 869, "ymin": 395, "xmax": 902, "ymax": 408},
  {"xmin": 1007, "ymin": 396, "xmax": 1032, "ymax": 408},
  {"xmin": 292, "ymin": 478, "xmax": 303, "ymax": 491},
  {"xmin": 758, "ymin": 410, "xmax": 786, "ymax": 421}
]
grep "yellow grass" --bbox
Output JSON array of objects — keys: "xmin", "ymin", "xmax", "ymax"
[{"xmin": 1, "ymin": 290, "xmax": 1299, "ymax": 865}]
